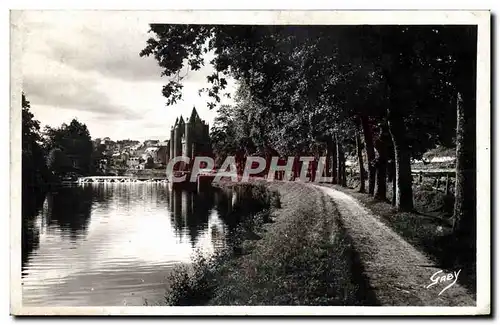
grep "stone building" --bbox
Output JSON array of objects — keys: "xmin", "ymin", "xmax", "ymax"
[{"xmin": 169, "ymin": 107, "xmax": 211, "ymax": 169}]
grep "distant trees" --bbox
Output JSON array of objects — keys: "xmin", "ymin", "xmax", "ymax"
[
  {"xmin": 145, "ymin": 156, "xmax": 155, "ymax": 169},
  {"xmin": 141, "ymin": 25, "xmax": 477, "ymax": 239},
  {"xmin": 23, "ymin": 92, "xmax": 99, "ymax": 192},
  {"xmin": 90, "ymin": 141, "xmax": 108, "ymax": 175},
  {"xmin": 210, "ymin": 104, "xmax": 240, "ymax": 166},
  {"xmin": 46, "ymin": 148, "xmax": 71, "ymax": 177},
  {"xmin": 43, "ymin": 119, "xmax": 94, "ymax": 176}
]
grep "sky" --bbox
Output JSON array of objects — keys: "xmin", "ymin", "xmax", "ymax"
[{"xmin": 20, "ymin": 11, "xmax": 236, "ymax": 142}]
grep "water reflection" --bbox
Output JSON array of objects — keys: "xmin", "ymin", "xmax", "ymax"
[
  {"xmin": 22, "ymin": 191, "xmax": 46, "ymax": 266},
  {"xmin": 169, "ymin": 189, "xmax": 224, "ymax": 247},
  {"xmin": 44, "ymin": 187, "xmax": 93, "ymax": 242},
  {"xmin": 21, "ymin": 183, "xmax": 234, "ymax": 306}
]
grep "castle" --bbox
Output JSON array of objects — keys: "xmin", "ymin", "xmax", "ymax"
[{"xmin": 169, "ymin": 107, "xmax": 211, "ymax": 169}]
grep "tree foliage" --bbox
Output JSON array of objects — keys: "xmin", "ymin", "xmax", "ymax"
[
  {"xmin": 142, "ymin": 24, "xmax": 476, "ymax": 221},
  {"xmin": 22, "ymin": 93, "xmax": 50, "ymax": 216},
  {"xmin": 43, "ymin": 119, "xmax": 94, "ymax": 175},
  {"xmin": 141, "ymin": 25, "xmax": 462, "ymax": 156},
  {"xmin": 145, "ymin": 156, "xmax": 155, "ymax": 169}
]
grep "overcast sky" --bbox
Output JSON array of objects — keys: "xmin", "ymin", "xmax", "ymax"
[{"xmin": 20, "ymin": 11, "xmax": 236, "ymax": 141}]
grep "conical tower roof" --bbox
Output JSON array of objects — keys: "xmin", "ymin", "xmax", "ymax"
[
  {"xmin": 171, "ymin": 117, "xmax": 178, "ymax": 129},
  {"xmin": 189, "ymin": 106, "xmax": 200, "ymax": 123}
]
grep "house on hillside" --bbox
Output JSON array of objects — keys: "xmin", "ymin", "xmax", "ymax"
[
  {"xmin": 144, "ymin": 139, "xmax": 159, "ymax": 147},
  {"xmin": 155, "ymin": 141, "xmax": 170, "ymax": 165},
  {"xmin": 127, "ymin": 157, "xmax": 141, "ymax": 169},
  {"xmin": 144, "ymin": 144, "xmax": 169, "ymax": 166},
  {"xmin": 101, "ymin": 137, "xmax": 115, "ymax": 151}
]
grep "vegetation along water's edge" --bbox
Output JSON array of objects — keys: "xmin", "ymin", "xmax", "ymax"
[{"xmin": 151, "ymin": 181, "xmax": 377, "ymax": 306}]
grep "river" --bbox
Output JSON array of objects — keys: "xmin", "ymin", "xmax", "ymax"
[{"xmin": 21, "ymin": 183, "xmax": 237, "ymax": 306}]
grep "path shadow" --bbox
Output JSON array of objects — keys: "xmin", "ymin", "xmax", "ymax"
[{"xmin": 334, "ymin": 215, "xmax": 381, "ymax": 306}]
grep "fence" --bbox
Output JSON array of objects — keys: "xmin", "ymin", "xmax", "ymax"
[
  {"xmin": 412, "ymin": 169, "xmax": 455, "ymax": 195},
  {"xmin": 346, "ymin": 167, "xmax": 456, "ymax": 195}
]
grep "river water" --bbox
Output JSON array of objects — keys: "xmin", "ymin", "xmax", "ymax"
[{"xmin": 21, "ymin": 183, "xmax": 237, "ymax": 306}]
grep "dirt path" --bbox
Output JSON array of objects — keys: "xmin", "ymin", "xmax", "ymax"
[
  {"xmin": 313, "ymin": 184, "xmax": 475, "ymax": 306},
  {"xmin": 209, "ymin": 182, "xmax": 372, "ymax": 305}
]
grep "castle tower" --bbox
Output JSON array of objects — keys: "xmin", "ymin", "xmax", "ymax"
[
  {"xmin": 170, "ymin": 118, "xmax": 177, "ymax": 159},
  {"xmin": 168, "ymin": 107, "xmax": 211, "ymax": 171},
  {"xmin": 166, "ymin": 140, "xmax": 170, "ymax": 162},
  {"xmin": 185, "ymin": 108, "xmax": 194, "ymax": 159},
  {"xmin": 174, "ymin": 116, "xmax": 184, "ymax": 158}
]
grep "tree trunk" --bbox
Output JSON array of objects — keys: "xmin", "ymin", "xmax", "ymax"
[
  {"xmin": 384, "ymin": 73, "xmax": 414, "ymax": 211},
  {"xmin": 360, "ymin": 115, "xmax": 376, "ymax": 195},
  {"xmin": 392, "ymin": 170, "xmax": 397, "ymax": 206},
  {"xmin": 342, "ymin": 164, "xmax": 347, "ymax": 187},
  {"xmin": 331, "ymin": 136, "xmax": 337, "ymax": 184},
  {"xmin": 453, "ymin": 91, "xmax": 476, "ymax": 238},
  {"xmin": 325, "ymin": 141, "xmax": 331, "ymax": 178},
  {"xmin": 387, "ymin": 110, "xmax": 414, "ymax": 211},
  {"xmin": 337, "ymin": 139, "xmax": 346, "ymax": 187},
  {"xmin": 452, "ymin": 25, "xmax": 477, "ymax": 240},
  {"xmin": 355, "ymin": 129, "xmax": 366, "ymax": 193},
  {"xmin": 388, "ymin": 151, "xmax": 396, "ymax": 206},
  {"xmin": 374, "ymin": 138, "xmax": 387, "ymax": 201}
]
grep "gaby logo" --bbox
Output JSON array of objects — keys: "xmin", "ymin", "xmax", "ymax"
[{"xmin": 426, "ymin": 269, "xmax": 461, "ymax": 296}]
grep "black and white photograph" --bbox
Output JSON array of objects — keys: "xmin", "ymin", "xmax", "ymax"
[{"xmin": 10, "ymin": 10, "xmax": 490, "ymax": 316}]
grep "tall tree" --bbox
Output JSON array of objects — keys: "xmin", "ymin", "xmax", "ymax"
[
  {"xmin": 373, "ymin": 123, "xmax": 390, "ymax": 201},
  {"xmin": 355, "ymin": 128, "xmax": 366, "ymax": 193},
  {"xmin": 22, "ymin": 93, "xmax": 49, "ymax": 215},
  {"xmin": 360, "ymin": 116, "xmax": 376, "ymax": 194},
  {"xmin": 451, "ymin": 27, "xmax": 477, "ymax": 239}
]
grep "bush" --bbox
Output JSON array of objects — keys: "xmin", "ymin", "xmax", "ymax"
[{"xmin": 164, "ymin": 250, "xmax": 232, "ymax": 306}]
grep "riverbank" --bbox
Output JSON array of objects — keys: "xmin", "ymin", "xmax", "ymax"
[
  {"xmin": 159, "ymin": 180, "xmax": 475, "ymax": 307},
  {"xmin": 161, "ymin": 181, "xmax": 377, "ymax": 306}
]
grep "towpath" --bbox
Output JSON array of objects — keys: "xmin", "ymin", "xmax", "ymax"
[{"xmin": 312, "ymin": 184, "xmax": 475, "ymax": 306}]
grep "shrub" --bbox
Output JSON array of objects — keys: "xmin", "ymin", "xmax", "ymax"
[{"xmin": 164, "ymin": 250, "xmax": 231, "ymax": 306}]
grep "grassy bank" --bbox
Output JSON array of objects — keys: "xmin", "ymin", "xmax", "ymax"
[{"xmin": 158, "ymin": 181, "xmax": 375, "ymax": 306}]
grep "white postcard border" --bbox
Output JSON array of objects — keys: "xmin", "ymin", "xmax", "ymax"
[{"xmin": 9, "ymin": 9, "xmax": 491, "ymax": 316}]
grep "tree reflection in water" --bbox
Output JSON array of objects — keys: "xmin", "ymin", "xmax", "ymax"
[
  {"xmin": 22, "ymin": 193, "xmax": 44, "ymax": 267},
  {"xmin": 45, "ymin": 186, "xmax": 93, "ymax": 242},
  {"xmin": 170, "ymin": 188, "xmax": 213, "ymax": 247},
  {"xmin": 22, "ymin": 184, "xmax": 239, "ymax": 271},
  {"xmin": 22, "ymin": 186, "xmax": 93, "ymax": 266}
]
